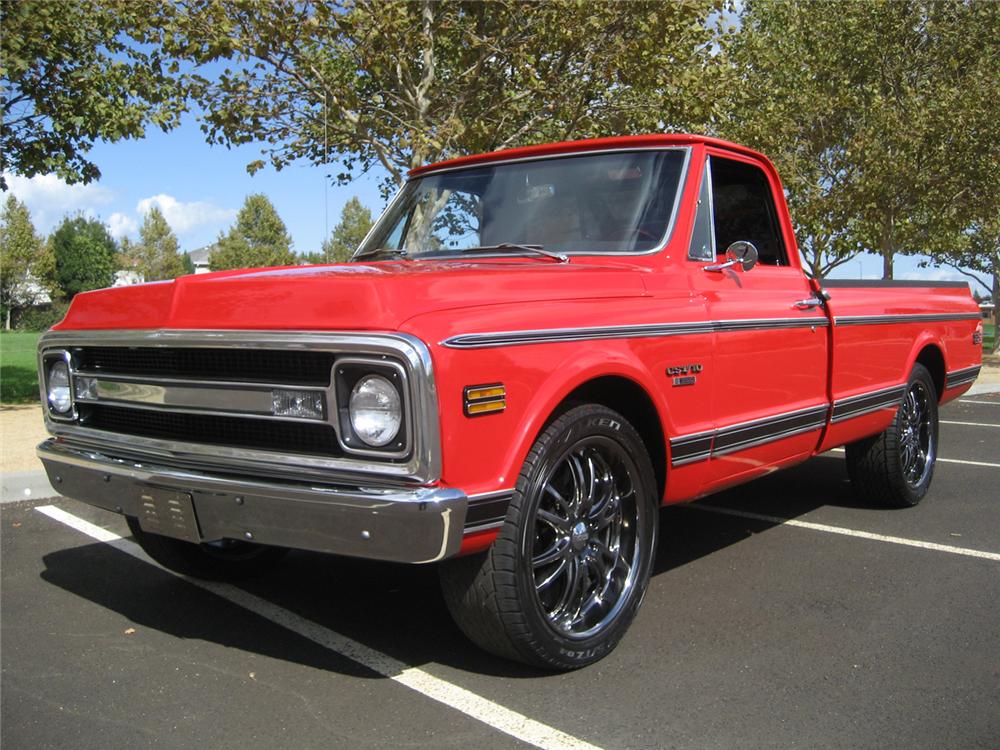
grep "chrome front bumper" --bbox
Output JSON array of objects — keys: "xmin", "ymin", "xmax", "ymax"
[{"xmin": 37, "ymin": 440, "xmax": 468, "ymax": 564}]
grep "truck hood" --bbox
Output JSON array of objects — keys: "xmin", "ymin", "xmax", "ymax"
[{"xmin": 55, "ymin": 260, "xmax": 647, "ymax": 331}]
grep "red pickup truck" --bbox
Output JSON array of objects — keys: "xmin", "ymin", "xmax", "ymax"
[{"xmin": 37, "ymin": 134, "xmax": 983, "ymax": 669}]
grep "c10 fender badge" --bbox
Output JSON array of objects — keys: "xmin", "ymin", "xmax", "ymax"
[{"xmin": 667, "ymin": 363, "xmax": 702, "ymax": 386}]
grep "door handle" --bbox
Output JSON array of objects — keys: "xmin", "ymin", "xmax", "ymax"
[{"xmin": 794, "ymin": 297, "xmax": 824, "ymax": 310}]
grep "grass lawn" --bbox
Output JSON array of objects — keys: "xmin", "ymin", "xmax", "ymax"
[
  {"xmin": 984, "ymin": 322, "xmax": 996, "ymax": 353},
  {"xmin": 1, "ymin": 331, "xmax": 41, "ymax": 403}
]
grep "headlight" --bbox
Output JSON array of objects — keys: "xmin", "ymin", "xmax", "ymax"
[
  {"xmin": 47, "ymin": 360, "xmax": 72, "ymax": 414},
  {"xmin": 349, "ymin": 374, "xmax": 402, "ymax": 447}
]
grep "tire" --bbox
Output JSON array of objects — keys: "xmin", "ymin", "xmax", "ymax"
[
  {"xmin": 439, "ymin": 404, "xmax": 659, "ymax": 670},
  {"xmin": 126, "ymin": 517, "xmax": 288, "ymax": 580},
  {"xmin": 846, "ymin": 363, "xmax": 939, "ymax": 508}
]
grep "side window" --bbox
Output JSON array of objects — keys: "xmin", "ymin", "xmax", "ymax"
[
  {"xmin": 709, "ymin": 156, "xmax": 787, "ymax": 266},
  {"xmin": 687, "ymin": 159, "xmax": 715, "ymax": 261}
]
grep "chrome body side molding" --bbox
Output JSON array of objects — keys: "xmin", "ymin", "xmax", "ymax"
[
  {"xmin": 833, "ymin": 313, "xmax": 982, "ymax": 326},
  {"xmin": 442, "ymin": 317, "xmax": 829, "ymax": 349}
]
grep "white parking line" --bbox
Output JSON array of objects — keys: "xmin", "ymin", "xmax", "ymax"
[
  {"xmin": 941, "ymin": 420, "xmax": 1000, "ymax": 428},
  {"xmin": 958, "ymin": 400, "xmax": 1000, "ymax": 406},
  {"xmin": 685, "ymin": 504, "xmax": 1000, "ymax": 562},
  {"xmin": 827, "ymin": 448, "xmax": 1000, "ymax": 469},
  {"xmin": 34, "ymin": 505, "xmax": 603, "ymax": 750}
]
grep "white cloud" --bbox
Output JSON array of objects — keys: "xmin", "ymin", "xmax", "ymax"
[
  {"xmin": 136, "ymin": 193, "xmax": 236, "ymax": 235},
  {"xmin": 3, "ymin": 171, "xmax": 114, "ymax": 232},
  {"xmin": 107, "ymin": 212, "xmax": 139, "ymax": 239}
]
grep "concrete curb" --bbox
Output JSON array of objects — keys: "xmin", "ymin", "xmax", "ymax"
[
  {"xmin": 1, "ymin": 470, "xmax": 59, "ymax": 504},
  {"xmin": 967, "ymin": 381, "xmax": 1000, "ymax": 396}
]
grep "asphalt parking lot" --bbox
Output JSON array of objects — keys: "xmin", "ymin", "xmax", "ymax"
[{"xmin": 3, "ymin": 393, "xmax": 999, "ymax": 750}]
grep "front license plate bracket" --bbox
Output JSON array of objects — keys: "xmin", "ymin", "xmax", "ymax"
[{"xmin": 136, "ymin": 487, "xmax": 202, "ymax": 544}]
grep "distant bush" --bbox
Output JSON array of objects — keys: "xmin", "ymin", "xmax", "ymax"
[{"xmin": 17, "ymin": 301, "xmax": 69, "ymax": 332}]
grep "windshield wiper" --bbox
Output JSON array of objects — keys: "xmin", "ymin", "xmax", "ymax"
[
  {"xmin": 352, "ymin": 247, "xmax": 409, "ymax": 261},
  {"xmin": 463, "ymin": 243, "xmax": 569, "ymax": 263}
]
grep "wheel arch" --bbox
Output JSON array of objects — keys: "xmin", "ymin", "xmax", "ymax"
[
  {"xmin": 499, "ymin": 358, "xmax": 671, "ymax": 504},
  {"xmin": 909, "ymin": 339, "xmax": 946, "ymax": 400}
]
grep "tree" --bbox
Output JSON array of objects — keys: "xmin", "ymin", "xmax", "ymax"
[
  {"xmin": 181, "ymin": 252, "xmax": 196, "ymax": 275},
  {"xmin": 1, "ymin": 0, "xmax": 187, "ymax": 188},
  {"xmin": 209, "ymin": 194, "xmax": 295, "ymax": 271},
  {"xmin": 722, "ymin": 0, "xmax": 1000, "ymax": 279},
  {"xmin": 125, "ymin": 207, "xmax": 186, "ymax": 281},
  {"xmin": 322, "ymin": 197, "xmax": 373, "ymax": 262},
  {"xmin": 167, "ymin": 0, "xmax": 727, "ymax": 193},
  {"xmin": 0, "ymin": 195, "xmax": 50, "ymax": 328},
  {"xmin": 49, "ymin": 215, "xmax": 118, "ymax": 298},
  {"xmin": 929, "ymin": 216, "xmax": 999, "ymax": 352}
]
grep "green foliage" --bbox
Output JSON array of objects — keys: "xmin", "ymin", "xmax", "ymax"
[
  {"xmin": 16, "ymin": 300, "xmax": 69, "ymax": 332},
  {"xmin": 298, "ymin": 251, "xmax": 326, "ymax": 265},
  {"xmin": 721, "ymin": 0, "xmax": 1000, "ymax": 279},
  {"xmin": 0, "ymin": 0, "xmax": 187, "ymax": 187},
  {"xmin": 323, "ymin": 197, "xmax": 373, "ymax": 262},
  {"xmin": 165, "ymin": 0, "xmax": 727, "ymax": 193},
  {"xmin": 0, "ymin": 195, "xmax": 51, "ymax": 328},
  {"xmin": 209, "ymin": 194, "xmax": 295, "ymax": 271},
  {"xmin": 0, "ymin": 330, "xmax": 41, "ymax": 403},
  {"xmin": 49, "ymin": 215, "xmax": 118, "ymax": 298},
  {"xmin": 181, "ymin": 252, "xmax": 195, "ymax": 275},
  {"xmin": 124, "ymin": 207, "xmax": 186, "ymax": 281}
]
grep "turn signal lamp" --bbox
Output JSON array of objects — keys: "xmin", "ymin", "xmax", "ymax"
[{"xmin": 464, "ymin": 384, "xmax": 506, "ymax": 417}]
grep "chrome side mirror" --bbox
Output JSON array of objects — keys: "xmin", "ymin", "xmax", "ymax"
[{"xmin": 704, "ymin": 241, "xmax": 759, "ymax": 273}]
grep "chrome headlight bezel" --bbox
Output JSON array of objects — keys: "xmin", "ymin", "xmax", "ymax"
[
  {"xmin": 41, "ymin": 349, "xmax": 77, "ymax": 421},
  {"xmin": 334, "ymin": 357, "xmax": 411, "ymax": 457}
]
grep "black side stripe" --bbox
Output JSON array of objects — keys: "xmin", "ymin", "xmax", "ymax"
[
  {"xmin": 670, "ymin": 404, "xmax": 829, "ymax": 467},
  {"xmin": 946, "ymin": 365, "xmax": 981, "ymax": 388},
  {"xmin": 464, "ymin": 490, "xmax": 514, "ymax": 532},
  {"xmin": 830, "ymin": 385, "xmax": 906, "ymax": 423}
]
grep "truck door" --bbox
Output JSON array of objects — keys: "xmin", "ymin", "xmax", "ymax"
[{"xmin": 688, "ymin": 150, "xmax": 830, "ymax": 488}]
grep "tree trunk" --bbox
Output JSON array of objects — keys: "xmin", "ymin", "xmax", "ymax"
[
  {"xmin": 992, "ymin": 257, "xmax": 999, "ymax": 354},
  {"xmin": 880, "ymin": 214, "xmax": 894, "ymax": 280},
  {"xmin": 4, "ymin": 307, "xmax": 10, "ymax": 331}
]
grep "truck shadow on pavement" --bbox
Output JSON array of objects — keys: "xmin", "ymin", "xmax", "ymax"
[
  {"xmin": 38, "ymin": 454, "xmax": 868, "ymax": 678},
  {"xmin": 655, "ymin": 453, "xmax": 869, "ymax": 575}
]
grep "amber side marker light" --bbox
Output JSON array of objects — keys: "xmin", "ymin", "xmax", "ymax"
[{"xmin": 464, "ymin": 383, "xmax": 506, "ymax": 417}]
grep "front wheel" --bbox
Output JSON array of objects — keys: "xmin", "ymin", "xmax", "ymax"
[
  {"xmin": 846, "ymin": 363, "xmax": 939, "ymax": 508},
  {"xmin": 126, "ymin": 517, "xmax": 288, "ymax": 580},
  {"xmin": 440, "ymin": 404, "xmax": 659, "ymax": 670}
]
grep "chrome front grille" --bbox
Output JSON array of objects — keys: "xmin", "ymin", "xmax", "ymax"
[
  {"xmin": 82, "ymin": 403, "xmax": 342, "ymax": 457},
  {"xmin": 76, "ymin": 346, "xmax": 335, "ymax": 385},
  {"xmin": 38, "ymin": 330, "xmax": 441, "ymax": 484}
]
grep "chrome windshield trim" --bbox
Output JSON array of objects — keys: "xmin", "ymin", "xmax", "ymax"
[
  {"xmin": 357, "ymin": 147, "xmax": 692, "ymax": 260},
  {"xmin": 38, "ymin": 329, "xmax": 441, "ymax": 485},
  {"xmin": 442, "ymin": 316, "xmax": 829, "ymax": 349}
]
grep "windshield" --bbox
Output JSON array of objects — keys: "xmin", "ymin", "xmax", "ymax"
[{"xmin": 357, "ymin": 149, "xmax": 687, "ymax": 259}]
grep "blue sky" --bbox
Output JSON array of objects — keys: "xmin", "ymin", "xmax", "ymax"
[
  {"xmin": 5, "ymin": 114, "xmax": 388, "ymax": 256},
  {"xmin": 3, "ymin": 116, "xmax": 992, "ymax": 295}
]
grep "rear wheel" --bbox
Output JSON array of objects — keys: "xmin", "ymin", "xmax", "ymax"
[
  {"xmin": 126, "ymin": 517, "xmax": 288, "ymax": 580},
  {"xmin": 440, "ymin": 404, "xmax": 659, "ymax": 670},
  {"xmin": 846, "ymin": 363, "xmax": 939, "ymax": 508}
]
